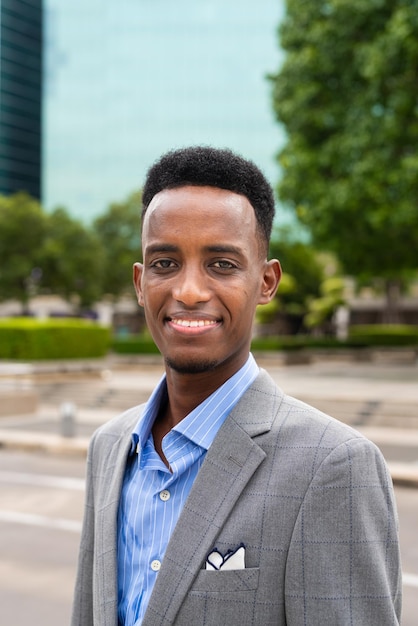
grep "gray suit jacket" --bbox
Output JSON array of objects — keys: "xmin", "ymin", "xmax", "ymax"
[{"xmin": 71, "ymin": 370, "xmax": 402, "ymax": 625}]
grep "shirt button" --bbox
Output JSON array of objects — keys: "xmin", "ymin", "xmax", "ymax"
[
  {"xmin": 151, "ymin": 560, "xmax": 161, "ymax": 572},
  {"xmin": 159, "ymin": 490, "xmax": 171, "ymax": 501}
]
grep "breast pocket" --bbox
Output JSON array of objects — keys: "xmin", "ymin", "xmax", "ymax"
[
  {"xmin": 176, "ymin": 568, "xmax": 261, "ymax": 626},
  {"xmin": 190, "ymin": 567, "xmax": 260, "ymax": 594}
]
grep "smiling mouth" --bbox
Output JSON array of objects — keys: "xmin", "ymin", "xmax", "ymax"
[{"xmin": 169, "ymin": 319, "xmax": 219, "ymax": 328}]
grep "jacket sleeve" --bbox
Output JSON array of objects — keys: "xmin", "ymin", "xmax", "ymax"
[
  {"xmin": 284, "ymin": 436, "xmax": 402, "ymax": 625},
  {"xmin": 71, "ymin": 434, "xmax": 97, "ymax": 626}
]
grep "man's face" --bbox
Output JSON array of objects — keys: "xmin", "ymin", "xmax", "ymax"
[{"xmin": 134, "ymin": 185, "xmax": 280, "ymax": 378}]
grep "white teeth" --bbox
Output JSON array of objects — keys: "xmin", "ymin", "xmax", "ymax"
[{"xmin": 172, "ymin": 319, "xmax": 216, "ymax": 328}]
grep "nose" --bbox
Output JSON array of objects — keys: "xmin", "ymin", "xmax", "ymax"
[{"xmin": 172, "ymin": 265, "xmax": 211, "ymax": 306}]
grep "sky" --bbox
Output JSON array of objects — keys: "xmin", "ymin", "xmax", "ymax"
[{"xmin": 42, "ymin": 0, "xmax": 286, "ymax": 222}]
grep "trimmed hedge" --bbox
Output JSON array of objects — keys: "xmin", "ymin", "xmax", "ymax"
[
  {"xmin": 112, "ymin": 327, "xmax": 418, "ymax": 356},
  {"xmin": 112, "ymin": 334, "xmax": 356, "ymax": 355},
  {"xmin": 111, "ymin": 334, "xmax": 161, "ymax": 355},
  {"xmin": 0, "ymin": 318, "xmax": 111, "ymax": 360},
  {"xmin": 348, "ymin": 325, "xmax": 418, "ymax": 347},
  {"xmin": 251, "ymin": 336, "xmax": 349, "ymax": 351}
]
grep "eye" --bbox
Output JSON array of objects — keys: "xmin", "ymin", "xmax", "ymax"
[
  {"xmin": 150, "ymin": 259, "xmax": 177, "ymax": 269},
  {"xmin": 211, "ymin": 260, "xmax": 237, "ymax": 270}
]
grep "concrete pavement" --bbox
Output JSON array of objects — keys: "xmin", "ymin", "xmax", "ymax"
[{"xmin": 0, "ymin": 353, "xmax": 417, "ymax": 485}]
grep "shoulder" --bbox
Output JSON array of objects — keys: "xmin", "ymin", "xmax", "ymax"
[
  {"xmin": 88, "ymin": 403, "xmax": 145, "ymax": 454},
  {"xmin": 244, "ymin": 370, "xmax": 390, "ymax": 496},
  {"xmin": 280, "ymin": 390, "xmax": 365, "ymax": 445},
  {"xmin": 251, "ymin": 368, "xmax": 378, "ymax": 456}
]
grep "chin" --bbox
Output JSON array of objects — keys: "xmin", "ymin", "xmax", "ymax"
[{"xmin": 165, "ymin": 356, "xmax": 219, "ymax": 375}]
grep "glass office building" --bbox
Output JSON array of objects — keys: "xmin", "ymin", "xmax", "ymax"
[
  {"xmin": 43, "ymin": 0, "xmax": 284, "ymax": 221},
  {"xmin": 0, "ymin": 0, "xmax": 43, "ymax": 198}
]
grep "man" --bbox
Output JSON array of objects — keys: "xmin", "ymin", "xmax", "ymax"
[{"xmin": 72, "ymin": 146, "xmax": 402, "ymax": 625}]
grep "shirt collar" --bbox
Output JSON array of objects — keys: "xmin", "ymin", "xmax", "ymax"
[{"xmin": 131, "ymin": 354, "xmax": 259, "ymax": 455}]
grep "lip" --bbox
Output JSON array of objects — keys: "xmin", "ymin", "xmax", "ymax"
[{"xmin": 166, "ymin": 315, "xmax": 221, "ymax": 335}]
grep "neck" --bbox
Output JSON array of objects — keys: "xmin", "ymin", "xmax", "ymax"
[
  {"xmin": 163, "ymin": 354, "xmax": 249, "ymax": 427},
  {"xmin": 152, "ymin": 368, "xmax": 223, "ymax": 464},
  {"xmin": 163, "ymin": 369, "xmax": 223, "ymax": 427},
  {"xmin": 151, "ymin": 354, "xmax": 249, "ymax": 467}
]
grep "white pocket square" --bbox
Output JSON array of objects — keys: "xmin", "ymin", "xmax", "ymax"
[{"xmin": 205, "ymin": 544, "xmax": 245, "ymax": 571}]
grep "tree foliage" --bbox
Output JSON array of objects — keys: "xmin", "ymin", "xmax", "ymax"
[
  {"xmin": 93, "ymin": 190, "xmax": 142, "ymax": 299},
  {"xmin": 0, "ymin": 190, "xmax": 142, "ymax": 310},
  {"xmin": 269, "ymin": 227, "xmax": 326, "ymax": 316},
  {"xmin": 257, "ymin": 228, "xmax": 329, "ymax": 330},
  {"xmin": 271, "ymin": 0, "xmax": 418, "ymax": 286},
  {"xmin": 41, "ymin": 207, "xmax": 105, "ymax": 307},
  {"xmin": 304, "ymin": 276, "xmax": 346, "ymax": 330},
  {"xmin": 0, "ymin": 193, "xmax": 47, "ymax": 307}
]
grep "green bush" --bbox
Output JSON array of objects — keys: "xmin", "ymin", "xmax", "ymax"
[
  {"xmin": 0, "ymin": 318, "xmax": 111, "ymax": 360},
  {"xmin": 111, "ymin": 334, "xmax": 161, "ymax": 355},
  {"xmin": 252, "ymin": 329, "xmax": 418, "ymax": 351},
  {"xmin": 251, "ymin": 336, "xmax": 307, "ymax": 352},
  {"xmin": 251, "ymin": 335, "xmax": 352, "ymax": 351},
  {"xmin": 108, "ymin": 325, "xmax": 418, "ymax": 357},
  {"xmin": 348, "ymin": 325, "xmax": 418, "ymax": 347},
  {"xmin": 113, "ymin": 334, "xmax": 313, "ymax": 355}
]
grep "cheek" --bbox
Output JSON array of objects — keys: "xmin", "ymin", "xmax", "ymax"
[
  {"xmin": 141, "ymin": 283, "xmax": 167, "ymax": 317},
  {"xmin": 241, "ymin": 277, "xmax": 263, "ymax": 305},
  {"xmin": 232, "ymin": 290, "xmax": 259, "ymax": 323},
  {"xmin": 140, "ymin": 287, "xmax": 154, "ymax": 312}
]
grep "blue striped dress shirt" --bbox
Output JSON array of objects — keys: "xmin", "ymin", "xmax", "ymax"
[{"xmin": 117, "ymin": 354, "xmax": 259, "ymax": 625}]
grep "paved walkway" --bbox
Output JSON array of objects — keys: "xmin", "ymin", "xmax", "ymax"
[{"xmin": 0, "ymin": 354, "xmax": 417, "ymax": 485}]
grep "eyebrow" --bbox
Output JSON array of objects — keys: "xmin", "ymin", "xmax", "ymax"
[
  {"xmin": 204, "ymin": 245, "xmax": 244, "ymax": 256},
  {"xmin": 144, "ymin": 244, "xmax": 179, "ymax": 257},
  {"xmin": 144, "ymin": 244, "xmax": 244, "ymax": 256}
]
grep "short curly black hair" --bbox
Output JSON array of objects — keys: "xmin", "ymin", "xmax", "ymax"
[{"xmin": 142, "ymin": 146, "xmax": 275, "ymax": 248}]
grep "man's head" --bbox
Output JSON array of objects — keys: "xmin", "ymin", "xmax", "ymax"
[
  {"xmin": 142, "ymin": 146, "xmax": 275, "ymax": 254},
  {"xmin": 135, "ymin": 146, "xmax": 281, "ymax": 380}
]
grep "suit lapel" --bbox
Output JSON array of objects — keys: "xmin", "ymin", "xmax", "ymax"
[{"xmin": 143, "ymin": 370, "xmax": 281, "ymax": 626}]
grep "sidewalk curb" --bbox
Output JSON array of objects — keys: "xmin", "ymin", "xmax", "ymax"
[
  {"xmin": 0, "ymin": 430, "xmax": 89, "ymax": 457},
  {"xmin": 386, "ymin": 462, "xmax": 418, "ymax": 488},
  {"xmin": 0, "ymin": 430, "xmax": 417, "ymax": 487}
]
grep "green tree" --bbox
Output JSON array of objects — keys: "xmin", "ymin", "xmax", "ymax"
[
  {"xmin": 93, "ymin": 190, "xmax": 142, "ymax": 299},
  {"xmin": 41, "ymin": 207, "xmax": 105, "ymax": 308},
  {"xmin": 305, "ymin": 276, "xmax": 346, "ymax": 331},
  {"xmin": 271, "ymin": 0, "xmax": 418, "ymax": 321},
  {"xmin": 0, "ymin": 193, "xmax": 47, "ymax": 310},
  {"xmin": 269, "ymin": 227, "xmax": 326, "ymax": 316},
  {"xmin": 257, "ymin": 227, "xmax": 327, "ymax": 332}
]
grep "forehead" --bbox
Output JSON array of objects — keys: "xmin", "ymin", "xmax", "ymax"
[{"xmin": 142, "ymin": 185, "xmax": 257, "ymax": 241}]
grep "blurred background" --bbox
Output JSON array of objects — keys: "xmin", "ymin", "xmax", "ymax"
[
  {"xmin": 0, "ymin": 0, "xmax": 417, "ymax": 346},
  {"xmin": 0, "ymin": 2, "xmax": 418, "ymax": 624}
]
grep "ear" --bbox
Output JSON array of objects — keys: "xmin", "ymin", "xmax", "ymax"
[
  {"xmin": 133, "ymin": 262, "xmax": 144, "ymax": 306},
  {"xmin": 258, "ymin": 259, "xmax": 281, "ymax": 305}
]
